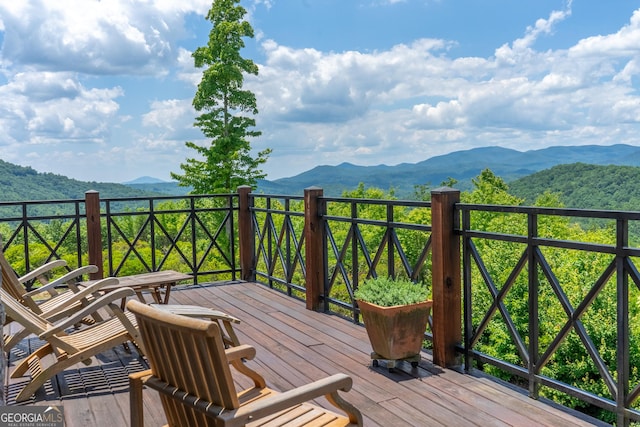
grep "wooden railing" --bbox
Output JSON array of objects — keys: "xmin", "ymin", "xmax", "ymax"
[{"xmin": 3, "ymin": 186, "xmax": 640, "ymax": 423}]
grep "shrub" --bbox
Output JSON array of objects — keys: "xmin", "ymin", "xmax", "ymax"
[{"xmin": 355, "ymin": 276, "xmax": 429, "ymax": 307}]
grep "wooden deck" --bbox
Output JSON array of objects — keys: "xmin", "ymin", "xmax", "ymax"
[{"xmin": 5, "ymin": 281, "xmax": 608, "ymax": 426}]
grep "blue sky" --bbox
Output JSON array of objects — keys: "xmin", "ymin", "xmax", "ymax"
[{"xmin": 1, "ymin": 0, "xmax": 640, "ymax": 183}]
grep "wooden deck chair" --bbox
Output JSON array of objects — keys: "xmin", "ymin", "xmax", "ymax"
[
  {"xmin": 0, "ymin": 247, "xmax": 115, "ymax": 351},
  {"xmin": 0, "ymin": 246, "xmax": 102, "ymax": 318},
  {"xmin": 3, "ymin": 287, "xmax": 143, "ymax": 402},
  {"xmin": 127, "ymin": 300, "xmax": 363, "ymax": 427},
  {"xmin": 3, "ymin": 277, "xmax": 122, "ymax": 351}
]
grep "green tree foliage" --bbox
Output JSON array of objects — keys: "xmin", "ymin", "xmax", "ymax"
[{"xmin": 171, "ymin": 0, "xmax": 271, "ymax": 194}]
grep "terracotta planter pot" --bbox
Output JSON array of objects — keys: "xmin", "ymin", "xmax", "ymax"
[{"xmin": 358, "ymin": 299, "xmax": 432, "ymax": 361}]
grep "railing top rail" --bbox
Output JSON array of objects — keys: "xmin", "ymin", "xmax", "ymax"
[
  {"xmin": 100, "ymin": 193, "xmax": 238, "ymax": 203},
  {"xmin": 322, "ymin": 215, "xmax": 432, "ymax": 230},
  {"xmin": 249, "ymin": 193, "xmax": 304, "ymax": 201},
  {"xmin": 457, "ymin": 203, "xmax": 640, "ymax": 220},
  {"xmin": 321, "ymin": 196, "xmax": 431, "ymax": 208},
  {"xmin": 0, "ymin": 194, "xmax": 239, "ymax": 207},
  {"xmin": 0, "ymin": 199, "xmax": 84, "ymax": 207},
  {"xmin": 0, "ymin": 213, "xmax": 82, "ymax": 222}
]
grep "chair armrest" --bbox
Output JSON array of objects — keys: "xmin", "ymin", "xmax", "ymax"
[
  {"xmin": 129, "ymin": 369, "xmax": 153, "ymax": 381},
  {"xmin": 219, "ymin": 374, "xmax": 355, "ymax": 427},
  {"xmin": 18, "ymin": 259, "xmax": 68, "ymax": 283},
  {"xmin": 225, "ymin": 345, "xmax": 256, "ymax": 363},
  {"xmin": 38, "ymin": 277, "xmax": 118, "ymax": 318},
  {"xmin": 225, "ymin": 345, "xmax": 266, "ymax": 389},
  {"xmin": 23, "ymin": 265, "xmax": 99, "ymax": 297},
  {"xmin": 149, "ymin": 304, "xmax": 241, "ymax": 324},
  {"xmin": 137, "ymin": 373, "xmax": 361, "ymax": 426},
  {"xmin": 208, "ymin": 311, "xmax": 241, "ymax": 324},
  {"xmin": 40, "ymin": 287, "xmax": 135, "ymax": 338}
]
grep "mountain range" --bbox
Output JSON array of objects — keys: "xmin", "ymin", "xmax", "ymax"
[
  {"xmin": 255, "ymin": 144, "xmax": 640, "ymax": 197},
  {"xmin": 3, "ymin": 144, "xmax": 640, "ymax": 202}
]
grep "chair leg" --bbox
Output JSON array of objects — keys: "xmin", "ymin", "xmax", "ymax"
[
  {"xmin": 129, "ymin": 370, "xmax": 151, "ymax": 427},
  {"xmin": 11, "ymin": 344, "xmax": 53, "ymax": 378},
  {"xmin": 14, "ymin": 354, "xmax": 81, "ymax": 402}
]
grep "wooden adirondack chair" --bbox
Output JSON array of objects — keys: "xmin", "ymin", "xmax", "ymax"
[
  {"xmin": 3, "ymin": 287, "xmax": 143, "ymax": 402},
  {"xmin": 127, "ymin": 300, "xmax": 363, "ymax": 427}
]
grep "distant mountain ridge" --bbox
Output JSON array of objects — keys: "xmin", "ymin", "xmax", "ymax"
[
  {"xmin": 123, "ymin": 176, "xmax": 166, "ymax": 184},
  {"xmin": 127, "ymin": 144, "xmax": 640, "ymax": 197},
  {"xmin": 257, "ymin": 144, "xmax": 640, "ymax": 197},
  {"xmin": 4, "ymin": 144, "xmax": 640, "ymax": 201}
]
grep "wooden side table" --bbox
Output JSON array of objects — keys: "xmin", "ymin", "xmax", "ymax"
[
  {"xmin": 149, "ymin": 303, "xmax": 241, "ymax": 348},
  {"xmin": 81, "ymin": 270, "xmax": 192, "ymax": 307}
]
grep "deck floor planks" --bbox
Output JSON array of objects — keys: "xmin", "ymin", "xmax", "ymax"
[
  {"xmin": 178, "ymin": 287, "xmax": 608, "ymax": 425},
  {"xmin": 3, "ymin": 281, "xmax": 607, "ymax": 426},
  {"xmin": 173, "ymin": 283, "xmax": 603, "ymax": 427},
  {"xmin": 261, "ymin": 311, "xmax": 476, "ymax": 425},
  {"xmin": 378, "ymin": 396, "xmax": 476, "ymax": 427},
  {"xmin": 172, "ymin": 286, "xmax": 417, "ymax": 426},
  {"xmin": 380, "ymin": 361, "xmax": 513, "ymax": 427},
  {"xmin": 182, "ymin": 291, "xmax": 391, "ymax": 425},
  {"xmin": 469, "ymin": 375, "xmax": 609, "ymax": 427}
]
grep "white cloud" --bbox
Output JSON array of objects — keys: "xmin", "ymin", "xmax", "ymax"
[
  {"xmin": 0, "ymin": 71, "xmax": 123, "ymax": 153},
  {"xmin": 176, "ymin": 48, "xmax": 201, "ymax": 86},
  {"xmin": 0, "ymin": 0, "xmax": 209, "ymax": 76},
  {"xmin": 246, "ymin": 4, "xmax": 640, "ymax": 179},
  {"xmin": 142, "ymin": 99, "xmax": 192, "ymax": 130},
  {"xmin": 570, "ymin": 9, "xmax": 640, "ymax": 59},
  {"xmin": 3, "ymin": 1, "xmax": 640, "ymax": 183}
]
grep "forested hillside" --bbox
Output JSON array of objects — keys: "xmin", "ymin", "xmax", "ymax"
[
  {"xmin": 508, "ymin": 163, "xmax": 640, "ymax": 210},
  {"xmin": 0, "ymin": 159, "xmax": 162, "ymax": 201}
]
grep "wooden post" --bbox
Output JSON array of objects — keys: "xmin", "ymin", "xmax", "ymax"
[
  {"xmin": 431, "ymin": 186, "xmax": 461, "ymax": 367},
  {"xmin": 304, "ymin": 187, "xmax": 325, "ymax": 311},
  {"xmin": 237, "ymin": 186, "xmax": 255, "ymax": 281},
  {"xmin": 85, "ymin": 190, "xmax": 103, "ymax": 280}
]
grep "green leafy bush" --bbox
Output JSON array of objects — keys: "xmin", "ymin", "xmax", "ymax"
[{"xmin": 355, "ymin": 276, "xmax": 429, "ymax": 307}]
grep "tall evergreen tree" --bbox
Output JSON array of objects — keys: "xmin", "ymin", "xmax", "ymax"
[{"xmin": 171, "ymin": 0, "xmax": 271, "ymax": 194}]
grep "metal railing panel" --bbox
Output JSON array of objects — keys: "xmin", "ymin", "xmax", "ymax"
[
  {"xmin": 0, "ymin": 200, "xmax": 86, "ymax": 289},
  {"xmin": 459, "ymin": 203, "xmax": 640, "ymax": 425},
  {"xmin": 249, "ymin": 194, "xmax": 306, "ymax": 296},
  {"xmin": 0, "ymin": 195, "xmax": 240, "ymax": 286},
  {"xmin": 321, "ymin": 197, "xmax": 433, "ymax": 321},
  {"xmin": 101, "ymin": 194, "xmax": 239, "ymax": 282}
]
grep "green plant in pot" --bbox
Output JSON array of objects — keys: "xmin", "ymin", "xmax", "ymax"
[{"xmin": 355, "ymin": 276, "xmax": 432, "ymax": 369}]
